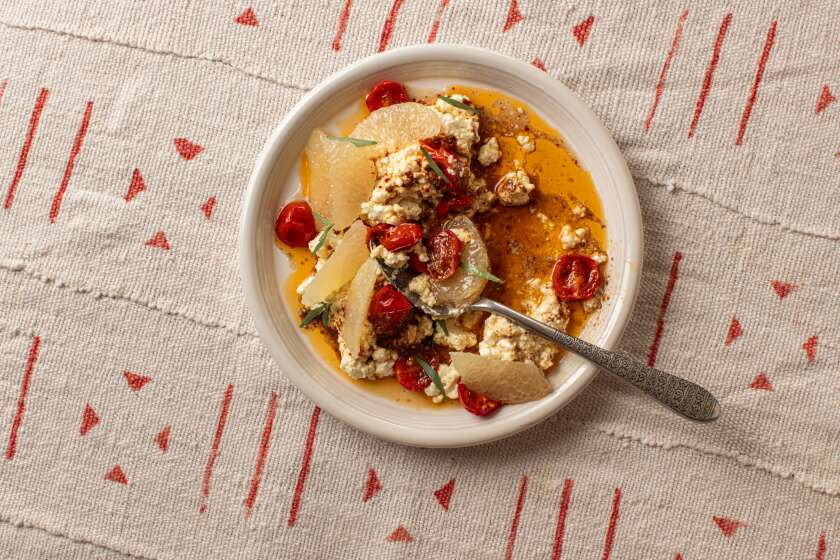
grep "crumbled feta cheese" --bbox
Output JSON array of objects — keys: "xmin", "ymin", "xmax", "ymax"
[
  {"xmin": 582, "ymin": 296, "xmax": 601, "ymax": 313},
  {"xmin": 370, "ymin": 243, "xmax": 409, "ymax": 268},
  {"xmin": 424, "ymin": 363, "xmax": 460, "ymax": 403},
  {"xmin": 495, "ymin": 169, "xmax": 535, "ymax": 206},
  {"xmin": 434, "ymin": 95, "xmax": 480, "ymax": 155},
  {"xmin": 560, "ymin": 224, "xmax": 589, "ymax": 249},
  {"xmin": 408, "ymin": 274, "xmax": 437, "ymax": 307},
  {"xmin": 307, "ymin": 228, "xmax": 342, "ymax": 260},
  {"xmin": 433, "ymin": 319, "xmax": 477, "ymax": 351},
  {"xmin": 591, "ymin": 251, "xmax": 607, "ymax": 264},
  {"xmin": 571, "ymin": 204, "xmax": 587, "ymax": 218},
  {"xmin": 450, "ymin": 227, "xmax": 474, "ymax": 246},
  {"xmin": 337, "ymin": 321, "xmax": 398, "ymax": 380},
  {"xmin": 393, "ymin": 315, "xmax": 434, "ymax": 348},
  {"xmin": 516, "ymin": 134, "xmax": 535, "ymax": 154},
  {"xmin": 477, "ymin": 137, "xmax": 501, "ymax": 166}
]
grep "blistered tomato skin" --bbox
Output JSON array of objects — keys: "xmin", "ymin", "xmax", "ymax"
[
  {"xmin": 365, "ymin": 80, "xmax": 410, "ymax": 112},
  {"xmin": 368, "ymin": 285, "xmax": 413, "ymax": 334},
  {"xmin": 420, "ymin": 139, "xmax": 464, "ymax": 193},
  {"xmin": 427, "ymin": 230, "xmax": 462, "ymax": 280},
  {"xmin": 408, "ymin": 253, "xmax": 429, "ymax": 274},
  {"xmin": 367, "ymin": 223, "xmax": 394, "ymax": 248},
  {"xmin": 436, "ymin": 195, "xmax": 474, "ymax": 218},
  {"xmin": 394, "ymin": 347, "xmax": 448, "ymax": 392},
  {"xmin": 457, "ymin": 383, "xmax": 502, "ymax": 416},
  {"xmin": 381, "ymin": 223, "xmax": 423, "ymax": 251},
  {"xmin": 275, "ymin": 201, "xmax": 317, "ymax": 247},
  {"xmin": 552, "ymin": 254, "xmax": 601, "ymax": 301}
]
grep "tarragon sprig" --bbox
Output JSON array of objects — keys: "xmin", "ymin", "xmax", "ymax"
[
  {"xmin": 310, "ymin": 211, "xmax": 333, "ymax": 256},
  {"xmin": 440, "ymin": 95, "xmax": 480, "ymax": 115},
  {"xmin": 419, "ymin": 146, "xmax": 451, "ymax": 185},
  {"xmin": 327, "ymin": 135, "xmax": 377, "ymax": 147},
  {"xmin": 300, "ymin": 302, "xmax": 330, "ymax": 328},
  {"xmin": 434, "ymin": 319, "xmax": 449, "ymax": 337},
  {"xmin": 415, "ymin": 356, "xmax": 445, "ymax": 396},
  {"xmin": 463, "ymin": 262, "xmax": 504, "ymax": 283}
]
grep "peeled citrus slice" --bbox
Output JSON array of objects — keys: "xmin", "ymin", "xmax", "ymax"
[
  {"xmin": 304, "ymin": 129, "xmax": 376, "ymax": 229},
  {"xmin": 429, "ymin": 215, "xmax": 489, "ymax": 307},
  {"xmin": 301, "ymin": 220, "xmax": 369, "ymax": 307},
  {"xmin": 351, "ymin": 102, "xmax": 442, "ymax": 155},
  {"xmin": 451, "ymin": 352, "xmax": 552, "ymax": 404},
  {"xmin": 343, "ymin": 258, "xmax": 379, "ymax": 358}
]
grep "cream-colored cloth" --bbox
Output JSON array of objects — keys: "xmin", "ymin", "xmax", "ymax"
[{"xmin": 0, "ymin": 1, "xmax": 836, "ymax": 558}]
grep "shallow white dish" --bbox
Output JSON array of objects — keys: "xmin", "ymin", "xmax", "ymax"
[{"xmin": 240, "ymin": 45, "xmax": 642, "ymax": 447}]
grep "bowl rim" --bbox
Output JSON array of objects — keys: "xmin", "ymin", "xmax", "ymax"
[{"xmin": 239, "ymin": 44, "xmax": 642, "ymax": 447}]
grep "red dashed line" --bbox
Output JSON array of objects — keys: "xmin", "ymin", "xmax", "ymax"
[
  {"xmin": 550, "ymin": 478, "xmax": 574, "ymax": 560},
  {"xmin": 647, "ymin": 251, "xmax": 683, "ymax": 367},
  {"xmin": 6, "ymin": 336, "xmax": 41, "ymax": 460},
  {"xmin": 735, "ymin": 20, "xmax": 777, "ymax": 145},
  {"xmin": 287, "ymin": 405, "xmax": 321, "ymax": 527},
  {"xmin": 244, "ymin": 391, "xmax": 278, "ymax": 517},
  {"xmin": 815, "ymin": 532, "xmax": 827, "ymax": 560},
  {"xmin": 504, "ymin": 475, "xmax": 528, "ymax": 560},
  {"xmin": 4, "ymin": 88, "xmax": 49, "ymax": 210},
  {"xmin": 645, "ymin": 10, "xmax": 688, "ymax": 131},
  {"xmin": 377, "ymin": 0, "xmax": 406, "ymax": 53},
  {"xmin": 0, "ymin": 80, "xmax": 7, "ymax": 104},
  {"xmin": 50, "ymin": 100, "xmax": 93, "ymax": 223},
  {"xmin": 427, "ymin": 0, "xmax": 451, "ymax": 43},
  {"xmin": 331, "ymin": 0, "xmax": 353, "ymax": 51},
  {"xmin": 688, "ymin": 13, "xmax": 732, "ymax": 138},
  {"xmin": 502, "ymin": 0, "xmax": 524, "ymax": 33},
  {"xmin": 199, "ymin": 383, "xmax": 234, "ymax": 513},
  {"xmin": 601, "ymin": 488, "xmax": 622, "ymax": 560}
]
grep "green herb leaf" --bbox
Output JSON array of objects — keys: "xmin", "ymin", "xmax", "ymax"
[
  {"xmin": 415, "ymin": 356, "xmax": 445, "ymax": 396},
  {"xmin": 440, "ymin": 95, "xmax": 480, "ymax": 115},
  {"xmin": 321, "ymin": 304, "xmax": 330, "ymax": 328},
  {"xmin": 435, "ymin": 319, "xmax": 449, "ymax": 337},
  {"xmin": 327, "ymin": 135, "xmax": 377, "ymax": 147},
  {"xmin": 300, "ymin": 303, "xmax": 329, "ymax": 327},
  {"xmin": 463, "ymin": 261, "xmax": 504, "ymax": 283},
  {"xmin": 419, "ymin": 146, "xmax": 451, "ymax": 185},
  {"xmin": 312, "ymin": 211, "xmax": 331, "ymax": 227},
  {"xmin": 310, "ymin": 225, "xmax": 333, "ymax": 256}
]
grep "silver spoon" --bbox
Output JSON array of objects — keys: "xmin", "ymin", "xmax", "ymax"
[{"xmin": 378, "ymin": 260, "xmax": 720, "ymax": 422}]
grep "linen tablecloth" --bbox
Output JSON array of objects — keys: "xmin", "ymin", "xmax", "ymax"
[{"xmin": 0, "ymin": 1, "xmax": 837, "ymax": 558}]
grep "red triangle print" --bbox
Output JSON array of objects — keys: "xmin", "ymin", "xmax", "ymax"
[
  {"xmin": 235, "ymin": 7, "xmax": 259, "ymax": 27},
  {"xmin": 724, "ymin": 316, "xmax": 742, "ymax": 346},
  {"xmin": 105, "ymin": 464, "xmax": 128, "ymax": 484},
  {"xmin": 816, "ymin": 85, "xmax": 835, "ymax": 114},
  {"xmin": 385, "ymin": 525, "xmax": 414, "ymax": 543},
  {"xmin": 748, "ymin": 372, "xmax": 773, "ymax": 391},
  {"xmin": 362, "ymin": 468, "xmax": 382, "ymax": 502},
  {"xmin": 803, "ymin": 335, "xmax": 818, "ymax": 362},
  {"xmin": 502, "ymin": 0, "xmax": 523, "ymax": 32},
  {"xmin": 771, "ymin": 281, "xmax": 795, "ymax": 299},
  {"xmin": 174, "ymin": 138, "xmax": 203, "ymax": 160},
  {"xmin": 201, "ymin": 196, "xmax": 217, "ymax": 220},
  {"xmin": 713, "ymin": 516, "xmax": 745, "ymax": 537},
  {"xmin": 531, "ymin": 57, "xmax": 547, "ymax": 72},
  {"xmin": 674, "ymin": 554, "xmax": 683, "ymax": 560},
  {"xmin": 434, "ymin": 478, "xmax": 455, "ymax": 511},
  {"xmin": 572, "ymin": 15, "xmax": 595, "ymax": 47},
  {"xmin": 80, "ymin": 404, "xmax": 100, "ymax": 436},
  {"xmin": 123, "ymin": 371, "xmax": 152, "ymax": 391},
  {"xmin": 145, "ymin": 231, "xmax": 170, "ymax": 250},
  {"xmin": 125, "ymin": 168, "xmax": 146, "ymax": 202},
  {"xmin": 156, "ymin": 425, "xmax": 171, "ymax": 452}
]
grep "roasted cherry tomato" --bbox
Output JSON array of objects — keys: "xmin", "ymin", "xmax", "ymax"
[
  {"xmin": 365, "ymin": 80, "xmax": 409, "ymax": 112},
  {"xmin": 367, "ymin": 223, "xmax": 394, "ymax": 248},
  {"xmin": 436, "ymin": 194, "xmax": 474, "ymax": 218},
  {"xmin": 551, "ymin": 254, "xmax": 601, "ymax": 301},
  {"xmin": 457, "ymin": 383, "xmax": 502, "ymax": 416},
  {"xmin": 275, "ymin": 201, "xmax": 317, "ymax": 247},
  {"xmin": 427, "ymin": 230, "xmax": 462, "ymax": 280},
  {"xmin": 394, "ymin": 347, "xmax": 449, "ymax": 392},
  {"xmin": 420, "ymin": 138, "xmax": 463, "ymax": 193},
  {"xmin": 408, "ymin": 252, "xmax": 429, "ymax": 274},
  {"xmin": 368, "ymin": 284, "xmax": 413, "ymax": 334},
  {"xmin": 380, "ymin": 223, "xmax": 423, "ymax": 251}
]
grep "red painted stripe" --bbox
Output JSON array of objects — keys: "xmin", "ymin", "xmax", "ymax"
[
  {"xmin": 50, "ymin": 100, "xmax": 93, "ymax": 223},
  {"xmin": 600, "ymin": 487, "xmax": 622, "ymax": 560},
  {"xmin": 199, "ymin": 383, "xmax": 234, "ymax": 513},
  {"xmin": 687, "ymin": 13, "xmax": 732, "ymax": 138},
  {"xmin": 377, "ymin": 0, "xmax": 406, "ymax": 53},
  {"xmin": 287, "ymin": 405, "xmax": 321, "ymax": 527},
  {"xmin": 645, "ymin": 10, "xmax": 688, "ymax": 131},
  {"xmin": 647, "ymin": 251, "xmax": 683, "ymax": 367},
  {"xmin": 815, "ymin": 532, "xmax": 826, "ymax": 560},
  {"xmin": 0, "ymin": 81, "xmax": 7, "ymax": 104},
  {"xmin": 4, "ymin": 88, "xmax": 49, "ymax": 210},
  {"xmin": 735, "ymin": 21, "xmax": 777, "ymax": 145},
  {"xmin": 550, "ymin": 478, "xmax": 574, "ymax": 560},
  {"xmin": 6, "ymin": 336, "xmax": 41, "ymax": 460},
  {"xmin": 244, "ymin": 391, "xmax": 278, "ymax": 516},
  {"xmin": 504, "ymin": 475, "xmax": 528, "ymax": 560},
  {"xmin": 331, "ymin": 0, "xmax": 353, "ymax": 52},
  {"xmin": 427, "ymin": 0, "xmax": 452, "ymax": 43}
]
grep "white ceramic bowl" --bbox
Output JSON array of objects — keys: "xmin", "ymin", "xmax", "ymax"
[{"xmin": 240, "ymin": 45, "xmax": 642, "ymax": 447}]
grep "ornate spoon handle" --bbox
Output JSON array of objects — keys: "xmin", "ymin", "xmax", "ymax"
[{"xmin": 470, "ymin": 298, "xmax": 720, "ymax": 422}]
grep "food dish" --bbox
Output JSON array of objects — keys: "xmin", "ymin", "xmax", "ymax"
[
  {"xmin": 274, "ymin": 80, "xmax": 609, "ymax": 415},
  {"xmin": 240, "ymin": 45, "xmax": 641, "ymax": 446}
]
